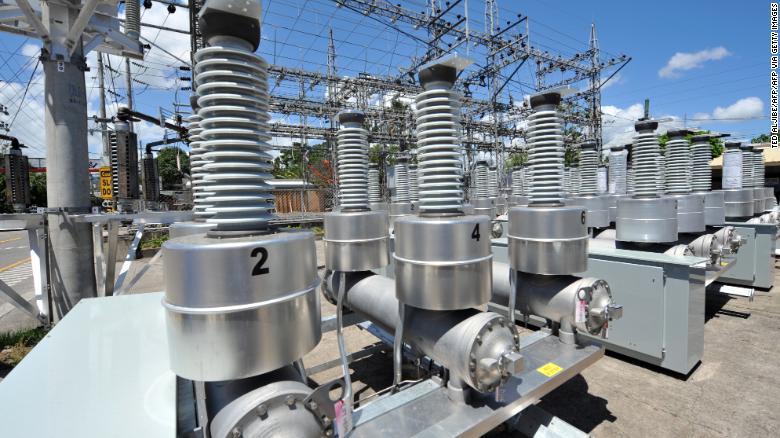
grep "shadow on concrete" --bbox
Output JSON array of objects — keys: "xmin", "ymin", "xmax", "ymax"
[
  {"xmin": 705, "ymin": 291, "xmax": 750, "ymax": 322},
  {"xmin": 533, "ymin": 374, "xmax": 616, "ymax": 433}
]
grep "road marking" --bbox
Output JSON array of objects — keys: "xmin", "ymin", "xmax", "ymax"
[
  {"xmin": 0, "ymin": 237, "xmax": 22, "ymax": 245},
  {"xmin": 0, "ymin": 257, "xmax": 31, "ymax": 273}
]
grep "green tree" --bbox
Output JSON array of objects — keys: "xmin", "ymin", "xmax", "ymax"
[
  {"xmin": 29, "ymin": 173, "xmax": 46, "ymax": 206},
  {"xmin": 658, "ymin": 130, "xmax": 724, "ymax": 159},
  {"xmin": 157, "ymin": 147, "xmax": 190, "ymax": 190},
  {"xmin": 506, "ymin": 151, "xmax": 528, "ymax": 168},
  {"xmin": 751, "ymin": 134, "xmax": 770, "ymax": 144},
  {"xmin": 368, "ymin": 144, "xmax": 399, "ymax": 167},
  {"xmin": 272, "ymin": 142, "xmax": 333, "ymax": 187}
]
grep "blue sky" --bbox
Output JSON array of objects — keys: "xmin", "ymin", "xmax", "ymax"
[{"xmin": 0, "ymin": 0, "xmax": 769, "ymax": 159}]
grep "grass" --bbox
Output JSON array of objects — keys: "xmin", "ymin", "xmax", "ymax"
[
  {"xmin": 0, "ymin": 326, "xmax": 48, "ymax": 368},
  {"xmin": 141, "ymin": 234, "xmax": 169, "ymax": 250}
]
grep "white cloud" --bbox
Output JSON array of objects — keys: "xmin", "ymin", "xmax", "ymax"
[
  {"xmin": 689, "ymin": 97, "xmax": 764, "ymax": 123},
  {"xmin": 601, "ymin": 103, "xmax": 685, "ymax": 148},
  {"xmin": 712, "ymin": 97, "xmax": 763, "ymax": 120},
  {"xmin": 658, "ymin": 47, "xmax": 731, "ymax": 78}
]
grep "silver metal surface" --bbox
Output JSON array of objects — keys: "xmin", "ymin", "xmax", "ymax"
[
  {"xmin": 509, "ymin": 194, "xmax": 530, "ymax": 207},
  {"xmin": 162, "ymin": 231, "xmax": 321, "ymax": 381},
  {"xmin": 724, "ymin": 188, "xmax": 754, "ymax": 218},
  {"xmin": 669, "ymin": 193, "xmax": 705, "ymax": 233},
  {"xmin": 508, "ymin": 206, "xmax": 588, "ymax": 275},
  {"xmin": 578, "ymin": 141, "xmax": 599, "ymax": 196},
  {"xmin": 388, "ymin": 201, "xmax": 413, "ymax": 230},
  {"xmin": 169, "ymin": 221, "xmax": 216, "ymax": 239},
  {"xmin": 664, "ymin": 134, "xmax": 692, "ymax": 195},
  {"xmin": 210, "ymin": 380, "xmax": 323, "ymax": 438},
  {"xmin": 688, "ymin": 232, "xmax": 723, "ymax": 266},
  {"xmin": 702, "ymin": 190, "xmax": 726, "ymax": 226},
  {"xmin": 568, "ymin": 195, "xmax": 610, "ymax": 228},
  {"xmin": 492, "ymin": 263, "xmax": 618, "ymax": 338},
  {"xmin": 511, "ymin": 167, "xmax": 526, "ymax": 196},
  {"xmin": 690, "ymin": 136, "xmax": 712, "ymax": 192},
  {"xmin": 616, "ymin": 197, "xmax": 678, "ymax": 243},
  {"xmin": 393, "ymin": 160, "xmax": 411, "ymax": 203},
  {"xmin": 324, "ymin": 210, "xmax": 389, "ymax": 271},
  {"xmin": 394, "ymin": 214, "xmax": 492, "ymax": 310},
  {"xmin": 370, "ymin": 201, "xmax": 388, "ymax": 212},
  {"xmin": 327, "ymin": 272, "xmax": 520, "ymax": 392},
  {"xmin": 754, "ymin": 187, "xmax": 765, "ymax": 215},
  {"xmin": 350, "ymin": 335, "xmax": 604, "ymax": 437},
  {"xmin": 472, "ymin": 197, "xmax": 496, "ymax": 218}
]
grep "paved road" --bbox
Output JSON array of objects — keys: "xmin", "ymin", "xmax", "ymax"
[{"xmin": 0, "ymin": 230, "xmax": 38, "ymax": 333}]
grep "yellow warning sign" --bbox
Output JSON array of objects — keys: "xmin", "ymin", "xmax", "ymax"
[
  {"xmin": 99, "ymin": 167, "xmax": 113, "ymax": 199},
  {"xmin": 537, "ymin": 362, "xmax": 563, "ymax": 378}
]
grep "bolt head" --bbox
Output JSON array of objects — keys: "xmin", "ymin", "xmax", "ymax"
[
  {"xmin": 501, "ymin": 351, "xmax": 524, "ymax": 376},
  {"xmin": 255, "ymin": 404, "xmax": 268, "ymax": 417},
  {"xmin": 231, "ymin": 427, "xmax": 241, "ymax": 438},
  {"xmin": 285, "ymin": 395, "xmax": 296, "ymax": 406}
]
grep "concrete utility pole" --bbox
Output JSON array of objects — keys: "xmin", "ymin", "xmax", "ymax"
[
  {"xmin": 97, "ymin": 53, "xmax": 109, "ymax": 161},
  {"xmin": 42, "ymin": 0, "xmax": 97, "ymax": 317}
]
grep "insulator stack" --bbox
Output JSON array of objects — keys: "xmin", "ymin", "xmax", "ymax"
[
  {"xmin": 664, "ymin": 130, "xmax": 705, "ymax": 233},
  {"xmin": 394, "ymin": 56, "xmax": 492, "ymax": 311},
  {"xmin": 188, "ymin": 112, "xmax": 213, "ymax": 219},
  {"xmin": 336, "ymin": 110, "xmax": 370, "ymax": 210},
  {"xmin": 368, "ymin": 164, "xmax": 382, "ymax": 203},
  {"xmin": 195, "ymin": 39, "xmax": 274, "ymax": 233},
  {"xmin": 125, "ymin": 0, "xmax": 141, "ymax": 41},
  {"xmin": 741, "ymin": 144, "xmax": 754, "ymax": 188},
  {"xmin": 488, "ymin": 166, "xmax": 499, "ymax": 198},
  {"xmin": 656, "ymin": 154, "xmax": 666, "ymax": 196},
  {"xmin": 570, "ymin": 166, "xmax": 580, "ymax": 196},
  {"xmin": 526, "ymin": 98, "xmax": 565, "ymax": 204},
  {"xmin": 616, "ymin": 120, "xmax": 678, "ymax": 243},
  {"xmin": 511, "ymin": 167, "xmax": 524, "ymax": 195},
  {"xmin": 579, "ymin": 142, "xmax": 598, "ymax": 195},
  {"xmin": 753, "ymin": 147, "xmax": 765, "ymax": 188},
  {"xmin": 722, "ymin": 141, "xmax": 754, "ymax": 218},
  {"xmin": 3, "ymin": 146, "xmax": 30, "ymax": 212},
  {"xmin": 509, "ymin": 92, "xmax": 587, "ymax": 274},
  {"xmin": 690, "ymin": 135, "xmax": 712, "ymax": 192},
  {"xmin": 627, "ymin": 168, "xmax": 634, "ymax": 195},
  {"xmin": 664, "ymin": 133, "xmax": 692, "ymax": 194},
  {"xmin": 414, "ymin": 67, "xmax": 464, "ymax": 214},
  {"xmin": 631, "ymin": 122, "xmax": 662, "ymax": 198},
  {"xmin": 475, "ymin": 161, "xmax": 490, "ymax": 198},
  {"xmin": 408, "ymin": 164, "xmax": 419, "ymax": 202},
  {"xmin": 393, "ymin": 159, "xmax": 410, "ymax": 202}
]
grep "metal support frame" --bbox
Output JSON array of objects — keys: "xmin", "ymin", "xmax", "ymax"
[{"xmin": 0, "ymin": 213, "xmax": 49, "ymax": 323}]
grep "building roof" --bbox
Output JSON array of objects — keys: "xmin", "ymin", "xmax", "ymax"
[{"xmin": 710, "ymin": 143, "xmax": 779, "ymax": 169}]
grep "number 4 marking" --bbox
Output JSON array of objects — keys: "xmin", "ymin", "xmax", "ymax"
[{"xmin": 471, "ymin": 224, "xmax": 481, "ymax": 241}]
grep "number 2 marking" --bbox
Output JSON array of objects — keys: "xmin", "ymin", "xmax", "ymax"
[{"xmin": 251, "ymin": 247, "xmax": 270, "ymax": 276}]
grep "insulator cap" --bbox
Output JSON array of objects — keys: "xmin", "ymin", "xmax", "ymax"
[
  {"xmin": 418, "ymin": 64, "xmax": 457, "ymax": 87},
  {"xmin": 634, "ymin": 120, "xmax": 658, "ymax": 132},
  {"xmin": 199, "ymin": 10, "xmax": 261, "ymax": 51},
  {"xmin": 740, "ymin": 143, "xmax": 754, "ymax": 150},
  {"xmin": 396, "ymin": 156, "xmax": 408, "ymax": 164},
  {"xmin": 529, "ymin": 92, "xmax": 562, "ymax": 109},
  {"xmin": 337, "ymin": 109, "xmax": 365, "ymax": 124},
  {"xmin": 724, "ymin": 141, "xmax": 742, "ymax": 149},
  {"xmin": 666, "ymin": 129, "xmax": 692, "ymax": 138},
  {"xmin": 690, "ymin": 134, "xmax": 710, "ymax": 142},
  {"xmin": 579, "ymin": 140, "xmax": 597, "ymax": 150},
  {"xmin": 476, "ymin": 160, "xmax": 489, "ymax": 166}
]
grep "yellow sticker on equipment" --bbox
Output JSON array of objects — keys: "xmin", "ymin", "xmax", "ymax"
[{"xmin": 537, "ymin": 362, "xmax": 563, "ymax": 377}]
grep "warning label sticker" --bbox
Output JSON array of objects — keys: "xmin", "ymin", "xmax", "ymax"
[{"xmin": 537, "ymin": 362, "xmax": 563, "ymax": 377}]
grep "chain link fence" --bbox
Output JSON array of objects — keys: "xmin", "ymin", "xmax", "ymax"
[{"xmin": 271, "ymin": 187, "xmax": 335, "ymax": 223}]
